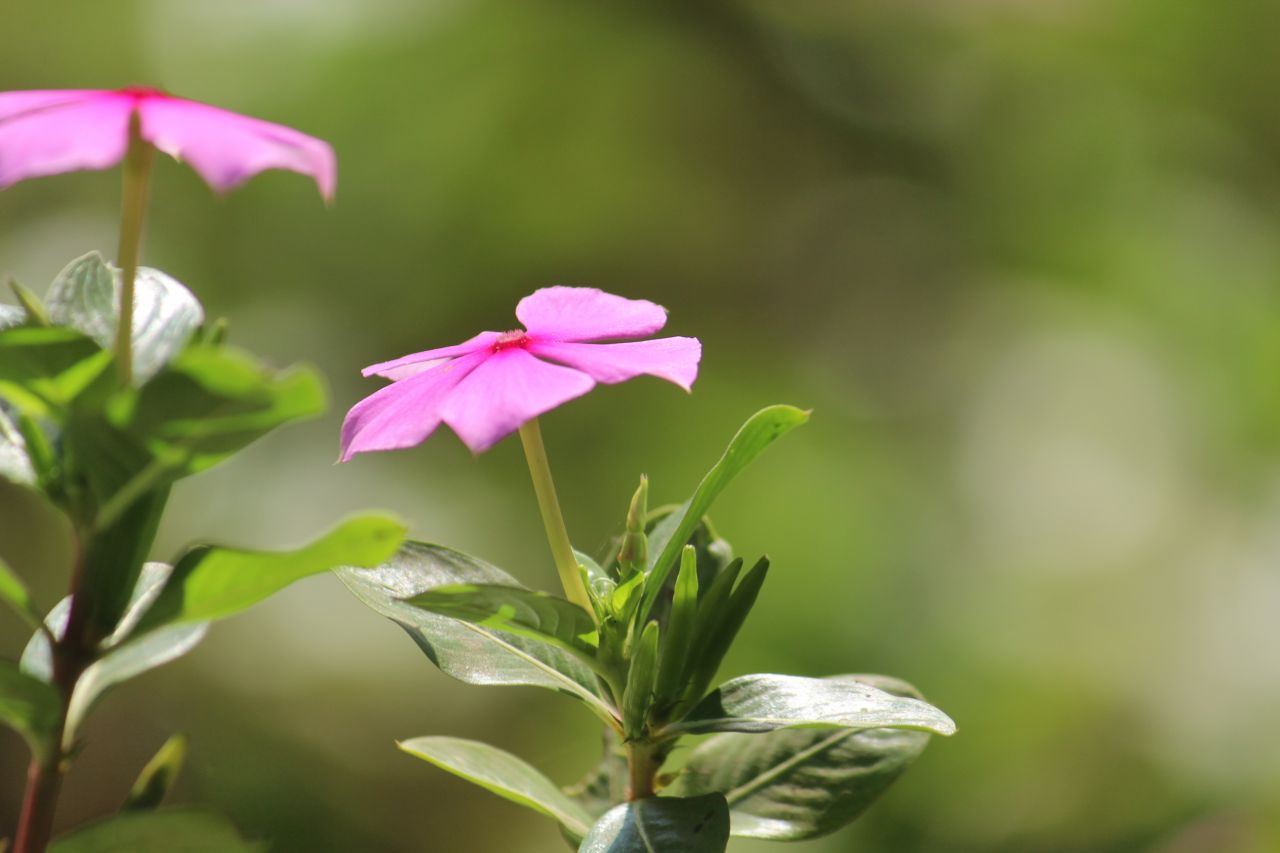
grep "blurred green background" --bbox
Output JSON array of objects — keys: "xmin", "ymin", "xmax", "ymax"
[{"xmin": 3, "ymin": 0, "xmax": 1280, "ymax": 850}]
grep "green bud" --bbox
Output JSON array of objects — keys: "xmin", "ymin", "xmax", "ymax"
[{"xmin": 616, "ymin": 475, "xmax": 649, "ymax": 576}]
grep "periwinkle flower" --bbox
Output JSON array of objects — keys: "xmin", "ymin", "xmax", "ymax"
[
  {"xmin": 341, "ymin": 287, "xmax": 701, "ymax": 458},
  {"xmin": 0, "ymin": 87, "xmax": 334, "ymax": 198}
]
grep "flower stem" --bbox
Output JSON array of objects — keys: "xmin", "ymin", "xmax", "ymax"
[
  {"xmin": 517, "ymin": 418, "xmax": 595, "ymax": 617},
  {"xmin": 113, "ymin": 111, "xmax": 155, "ymax": 386}
]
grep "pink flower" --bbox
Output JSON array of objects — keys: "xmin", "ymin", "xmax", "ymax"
[
  {"xmin": 341, "ymin": 287, "xmax": 701, "ymax": 458},
  {"xmin": 0, "ymin": 87, "xmax": 335, "ymax": 199}
]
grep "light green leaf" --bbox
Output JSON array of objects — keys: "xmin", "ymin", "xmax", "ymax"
[
  {"xmin": 406, "ymin": 583, "xmax": 599, "ymax": 662},
  {"xmin": 623, "ymin": 621, "xmax": 660, "ymax": 737},
  {"xmin": 0, "ymin": 326, "xmax": 112, "ymax": 416},
  {"xmin": 45, "ymin": 252, "xmax": 204, "ymax": 386},
  {"xmin": 337, "ymin": 542, "xmax": 616, "ymax": 725},
  {"xmin": 123, "ymin": 734, "xmax": 188, "ymax": 812},
  {"xmin": 639, "ymin": 405, "xmax": 807, "ymax": 622},
  {"xmin": 667, "ymin": 674, "xmax": 956, "ymax": 737},
  {"xmin": 579, "ymin": 794, "xmax": 729, "ymax": 853},
  {"xmin": 399, "ymin": 736, "xmax": 592, "ymax": 838},
  {"xmin": 669, "ymin": 676, "xmax": 931, "ymax": 839},
  {"xmin": 0, "ymin": 552, "xmax": 41, "ymax": 631},
  {"xmin": 48, "ymin": 808, "xmax": 263, "ymax": 852},
  {"xmin": 0, "ymin": 659, "xmax": 60, "ymax": 762},
  {"xmin": 133, "ymin": 514, "xmax": 405, "ymax": 633}
]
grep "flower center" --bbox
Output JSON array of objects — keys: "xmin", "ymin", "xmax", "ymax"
[
  {"xmin": 116, "ymin": 86, "xmax": 169, "ymax": 101},
  {"xmin": 493, "ymin": 330, "xmax": 530, "ymax": 352}
]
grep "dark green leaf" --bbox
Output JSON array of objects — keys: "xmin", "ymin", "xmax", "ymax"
[
  {"xmin": 405, "ymin": 583, "xmax": 599, "ymax": 663},
  {"xmin": 48, "ymin": 808, "xmax": 263, "ymax": 852},
  {"xmin": 337, "ymin": 542, "xmax": 616, "ymax": 725},
  {"xmin": 45, "ymin": 253, "xmax": 204, "ymax": 386},
  {"xmin": 124, "ymin": 734, "xmax": 188, "ymax": 812},
  {"xmin": 680, "ymin": 557, "xmax": 769, "ymax": 707},
  {"xmin": 0, "ymin": 660, "xmax": 60, "ymax": 762},
  {"xmin": 579, "ymin": 794, "xmax": 729, "ymax": 853},
  {"xmin": 653, "ymin": 546, "xmax": 699, "ymax": 705},
  {"xmin": 668, "ymin": 674, "xmax": 956, "ymax": 737},
  {"xmin": 670, "ymin": 676, "xmax": 931, "ymax": 839},
  {"xmin": 134, "ymin": 514, "xmax": 405, "ymax": 633},
  {"xmin": 640, "ymin": 405, "xmax": 807, "ymax": 622},
  {"xmin": 623, "ymin": 621, "xmax": 660, "ymax": 737},
  {"xmin": 398, "ymin": 736, "xmax": 592, "ymax": 838}
]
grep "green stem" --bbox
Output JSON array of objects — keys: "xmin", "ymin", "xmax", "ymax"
[
  {"xmin": 626, "ymin": 741, "xmax": 659, "ymax": 801},
  {"xmin": 113, "ymin": 112, "xmax": 155, "ymax": 386},
  {"xmin": 517, "ymin": 418, "xmax": 595, "ymax": 618}
]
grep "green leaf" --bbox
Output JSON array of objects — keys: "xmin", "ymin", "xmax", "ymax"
[
  {"xmin": 0, "ymin": 552, "xmax": 41, "ymax": 630},
  {"xmin": 133, "ymin": 514, "xmax": 405, "ymax": 633},
  {"xmin": 108, "ymin": 343, "xmax": 326, "ymax": 480},
  {"xmin": 667, "ymin": 674, "xmax": 956, "ymax": 737},
  {"xmin": 623, "ymin": 621, "xmax": 660, "ymax": 737},
  {"xmin": 0, "ymin": 326, "xmax": 111, "ymax": 416},
  {"xmin": 405, "ymin": 584, "xmax": 599, "ymax": 663},
  {"xmin": 48, "ymin": 808, "xmax": 263, "ymax": 852},
  {"xmin": 669, "ymin": 676, "xmax": 931, "ymax": 839},
  {"xmin": 653, "ymin": 546, "xmax": 699, "ymax": 705},
  {"xmin": 398, "ymin": 736, "xmax": 593, "ymax": 838},
  {"xmin": 123, "ymin": 734, "xmax": 187, "ymax": 812},
  {"xmin": 679, "ymin": 557, "xmax": 769, "ymax": 708},
  {"xmin": 45, "ymin": 252, "xmax": 204, "ymax": 386},
  {"xmin": 0, "ymin": 404, "xmax": 36, "ymax": 487},
  {"xmin": 0, "ymin": 660, "xmax": 60, "ymax": 762},
  {"xmin": 640, "ymin": 405, "xmax": 807, "ymax": 622},
  {"xmin": 23, "ymin": 563, "xmax": 209, "ymax": 746},
  {"xmin": 579, "ymin": 794, "xmax": 730, "ymax": 853},
  {"xmin": 337, "ymin": 542, "xmax": 616, "ymax": 725},
  {"xmin": 8, "ymin": 280, "xmax": 48, "ymax": 326}
]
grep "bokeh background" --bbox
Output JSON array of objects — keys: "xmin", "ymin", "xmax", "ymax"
[{"xmin": 3, "ymin": 1, "xmax": 1280, "ymax": 850}]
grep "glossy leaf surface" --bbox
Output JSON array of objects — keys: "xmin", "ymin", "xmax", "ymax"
[
  {"xmin": 399, "ymin": 736, "xmax": 592, "ymax": 838},
  {"xmin": 578, "ymin": 794, "xmax": 729, "ymax": 853}
]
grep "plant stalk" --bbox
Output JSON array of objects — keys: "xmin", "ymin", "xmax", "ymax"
[
  {"xmin": 517, "ymin": 418, "xmax": 595, "ymax": 618},
  {"xmin": 113, "ymin": 111, "xmax": 155, "ymax": 386},
  {"xmin": 13, "ymin": 540, "xmax": 92, "ymax": 853},
  {"xmin": 626, "ymin": 741, "xmax": 659, "ymax": 801}
]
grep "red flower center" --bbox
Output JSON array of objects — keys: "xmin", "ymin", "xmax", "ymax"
[
  {"xmin": 493, "ymin": 330, "xmax": 530, "ymax": 352},
  {"xmin": 115, "ymin": 86, "xmax": 169, "ymax": 101}
]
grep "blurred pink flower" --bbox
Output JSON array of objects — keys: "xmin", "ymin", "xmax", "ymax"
[
  {"xmin": 0, "ymin": 87, "xmax": 335, "ymax": 198},
  {"xmin": 341, "ymin": 287, "xmax": 701, "ymax": 458}
]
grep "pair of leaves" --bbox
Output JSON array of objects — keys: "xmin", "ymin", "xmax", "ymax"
[
  {"xmin": 338, "ymin": 543, "xmax": 616, "ymax": 725},
  {"xmin": 397, "ymin": 737, "xmax": 730, "ymax": 853},
  {"xmin": 11, "ymin": 517, "xmax": 404, "ymax": 751},
  {"xmin": 670, "ymin": 675, "xmax": 936, "ymax": 840}
]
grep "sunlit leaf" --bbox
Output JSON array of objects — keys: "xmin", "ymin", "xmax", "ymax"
[
  {"xmin": 338, "ymin": 542, "xmax": 616, "ymax": 725},
  {"xmin": 667, "ymin": 674, "xmax": 956, "ymax": 737},
  {"xmin": 398, "ymin": 736, "xmax": 592, "ymax": 838}
]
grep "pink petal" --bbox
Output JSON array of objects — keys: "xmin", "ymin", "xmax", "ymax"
[
  {"xmin": 515, "ymin": 286, "xmax": 668, "ymax": 342},
  {"xmin": 528, "ymin": 336, "xmax": 701, "ymax": 392},
  {"xmin": 362, "ymin": 331, "xmax": 502, "ymax": 380},
  {"xmin": 440, "ymin": 348, "xmax": 596, "ymax": 453},
  {"xmin": 0, "ymin": 91, "xmax": 131, "ymax": 189},
  {"xmin": 138, "ymin": 96, "xmax": 336, "ymax": 200},
  {"xmin": 340, "ymin": 351, "xmax": 488, "ymax": 461}
]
